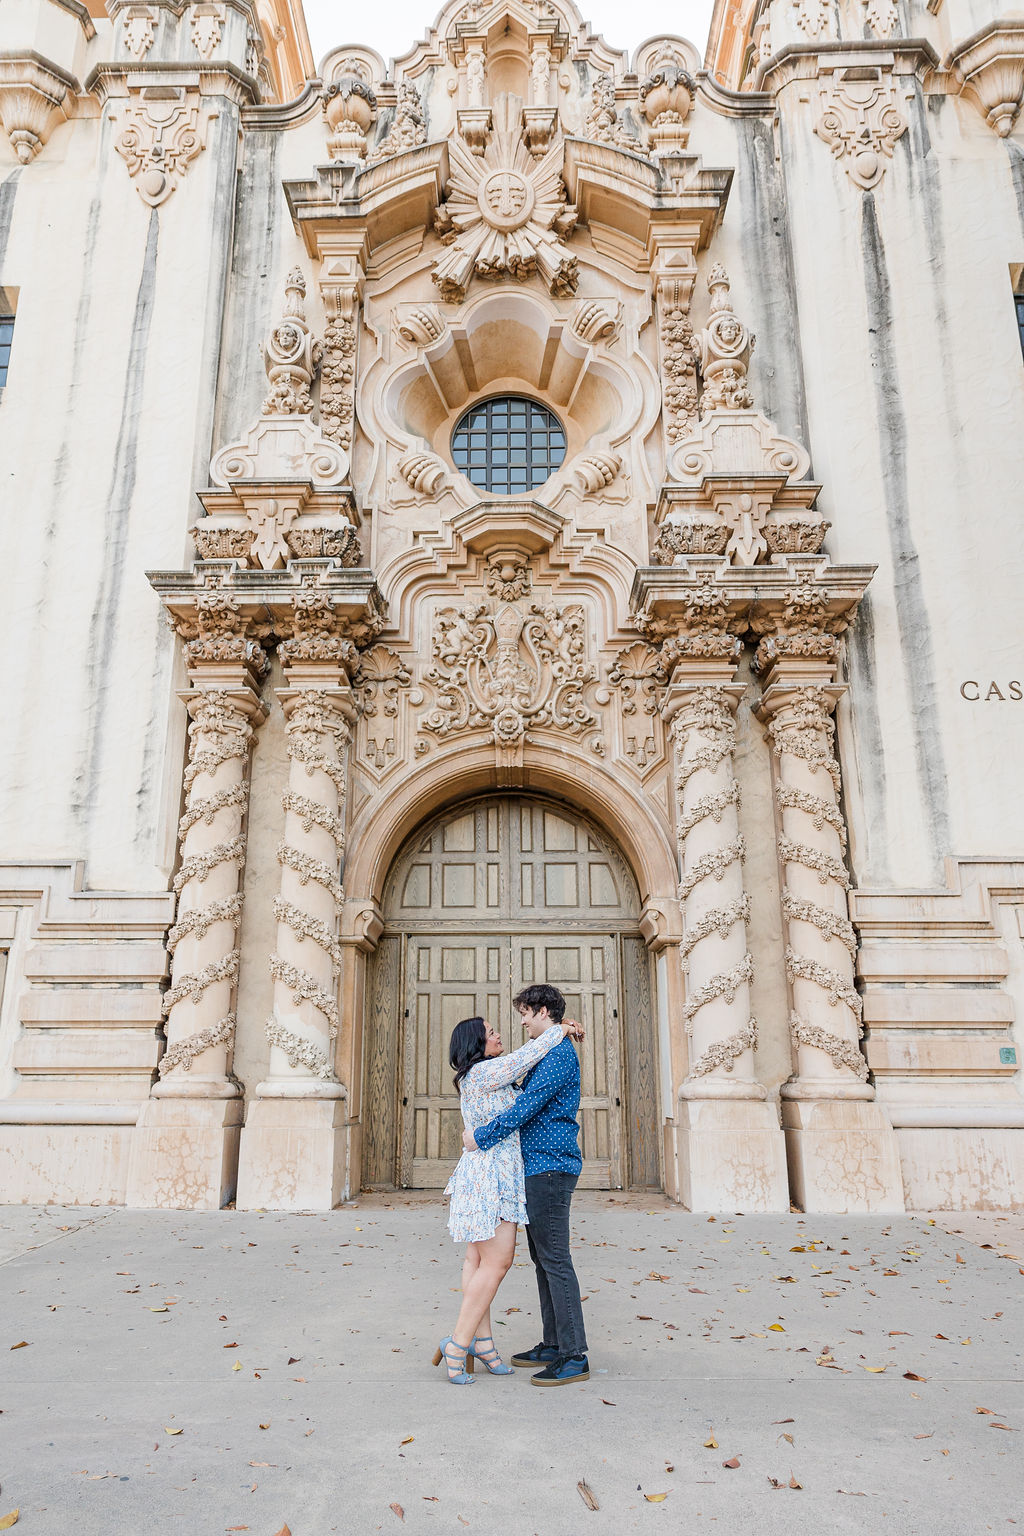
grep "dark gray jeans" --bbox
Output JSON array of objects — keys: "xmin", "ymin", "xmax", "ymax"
[{"xmin": 524, "ymin": 1170, "xmax": 588, "ymax": 1357}]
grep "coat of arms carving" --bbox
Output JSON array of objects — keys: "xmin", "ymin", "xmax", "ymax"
[{"xmin": 421, "ymin": 600, "xmax": 596, "ymax": 747}]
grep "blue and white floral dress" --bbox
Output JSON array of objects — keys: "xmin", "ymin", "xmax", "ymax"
[{"xmin": 444, "ymin": 1026, "xmax": 564, "ymax": 1244}]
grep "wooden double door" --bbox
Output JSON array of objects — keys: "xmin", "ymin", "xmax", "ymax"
[{"xmin": 363, "ymin": 797, "xmax": 660, "ymax": 1191}]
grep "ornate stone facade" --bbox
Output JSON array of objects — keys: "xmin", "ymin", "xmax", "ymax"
[{"xmin": 2, "ymin": 0, "xmax": 1024, "ymax": 1215}]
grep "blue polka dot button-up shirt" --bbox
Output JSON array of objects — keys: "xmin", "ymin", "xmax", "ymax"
[{"xmin": 473, "ymin": 1036, "xmax": 583, "ymax": 1176}]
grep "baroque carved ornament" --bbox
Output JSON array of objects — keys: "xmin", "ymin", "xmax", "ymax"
[
  {"xmin": 422, "ymin": 598, "xmax": 596, "ymax": 748},
  {"xmin": 814, "ymin": 64, "xmax": 908, "ymax": 190},
  {"xmin": 112, "ymin": 89, "xmax": 211, "ymax": 206},
  {"xmin": 432, "ymin": 102, "xmax": 578, "ymax": 302}
]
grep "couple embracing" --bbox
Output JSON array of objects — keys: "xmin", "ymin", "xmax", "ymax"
[{"xmin": 433, "ymin": 983, "xmax": 590, "ymax": 1387}]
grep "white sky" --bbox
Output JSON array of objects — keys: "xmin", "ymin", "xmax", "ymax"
[{"xmin": 302, "ymin": 0, "xmax": 717, "ymax": 74}]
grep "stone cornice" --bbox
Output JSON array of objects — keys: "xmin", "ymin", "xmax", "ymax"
[
  {"xmin": 755, "ymin": 38, "xmax": 939, "ymax": 95},
  {"xmin": 85, "ymin": 59, "xmax": 261, "ymax": 109},
  {"xmin": 148, "ymin": 562, "xmax": 386, "ymax": 643},
  {"xmin": 284, "ymin": 140, "xmax": 448, "ymax": 258},
  {"xmin": 51, "ymin": 0, "xmax": 96, "ymax": 42},
  {"xmin": 696, "ymin": 70, "xmax": 773, "ymax": 119},
  {"xmin": 631, "ymin": 555, "xmax": 877, "ymax": 634},
  {"xmin": 240, "ymin": 77, "xmax": 323, "ymax": 132}
]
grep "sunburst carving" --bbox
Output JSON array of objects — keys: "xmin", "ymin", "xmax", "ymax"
[{"xmin": 432, "ymin": 107, "xmax": 578, "ymax": 303}]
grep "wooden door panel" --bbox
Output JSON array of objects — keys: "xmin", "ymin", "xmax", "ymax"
[
  {"xmin": 513, "ymin": 934, "xmax": 621, "ymax": 1188},
  {"xmin": 402, "ymin": 935, "xmax": 510, "ymax": 1187},
  {"xmin": 377, "ymin": 796, "xmax": 654, "ymax": 1193}
]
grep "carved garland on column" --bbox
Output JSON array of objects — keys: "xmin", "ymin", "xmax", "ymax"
[
  {"xmin": 670, "ymin": 687, "xmax": 758, "ymax": 1077},
  {"xmin": 767, "ymin": 685, "xmax": 868, "ymax": 1080},
  {"xmin": 266, "ymin": 594, "xmax": 357, "ymax": 1079},
  {"xmin": 158, "ymin": 594, "xmax": 267, "ymax": 1077}
]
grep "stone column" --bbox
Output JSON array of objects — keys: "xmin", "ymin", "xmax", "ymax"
[
  {"xmin": 657, "ymin": 586, "xmax": 789, "ymax": 1211},
  {"xmin": 754, "ymin": 587, "xmax": 904, "ymax": 1211},
  {"xmin": 236, "ymin": 590, "xmax": 358, "ymax": 1210},
  {"xmin": 128, "ymin": 593, "xmax": 267, "ymax": 1209}
]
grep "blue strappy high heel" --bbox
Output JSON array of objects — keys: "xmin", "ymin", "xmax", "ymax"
[
  {"xmin": 470, "ymin": 1335, "xmax": 514, "ymax": 1375},
  {"xmin": 432, "ymin": 1336, "xmax": 475, "ymax": 1384}
]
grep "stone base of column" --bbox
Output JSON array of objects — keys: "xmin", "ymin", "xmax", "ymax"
[
  {"xmin": 235, "ymin": 1099, "xmax": 350, "ymax": 1211},
  {"xmin": 673, "ymin": 1099, "xmax": 790, "ymax": 1212},
  {"xmin": 781, "ymin": 1099, "xmax": 905, "ymax": 1212},
  {"xmin": 126, "ymin": 1098, "xmax": 243, "ymax": 1209}
]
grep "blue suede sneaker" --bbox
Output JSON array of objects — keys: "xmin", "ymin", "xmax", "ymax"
[
  {"xmin": 530, "ymin": 1353, "xmax": 590, "ymax": 1386},
  {"xmin": 511, "ymin": 1342, "xmax": 559, "ymax": 1368}
]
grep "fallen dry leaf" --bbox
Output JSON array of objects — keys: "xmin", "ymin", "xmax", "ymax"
[
  {"xmin": 259, "ymin": 1423, "xmax": 270, "ymax": 1431},
  {"xmin": 232, "ymin": 1361, "xmax": 242, "ymax": 1372},
  {"xmin": 577, "ymin": 1481, "xmax": 600, "ymax": 1511},
  {"xmin": 0, "ymin": 1514, "xmax": 17, "ymax": 1530},
  {"xmin": 9, "ymin": 1343, "xmax": 28, "ymax": 1351},
  {"xmin": 903, "ymin": 1372, "xmax": 927, "ymax": 1382},
  {"xmin": 862, "ymin": 1366, "xmax": 886, "ymax": 1373},
  {"xmin": 400, "ymin": 1436, "xmax": 414, "ymax": 1445},
  {"xmin": 600, "ymin": 1399, "xmax": 616, "ymax": 1406},
  {"xmin": 703, "ymin": 1432, "xmax": 718, "ymax": 1449},
  {"xmin": 975, "ymin": 1407, "xmax": 995, "ymax": 1414},
  {"xmin": 990, "ymin": 1423, "xmax": 1017, "ymax": 1431},
  {"xmin": 789, "ymin": 1474, "xmax": 802, "ymax": 1490},
  {"xmin": 644, "ymin": 1493, "xmax": 669, "ymax": 1502},
  {"xmin": 773, "ymin": 1419, "xmax": 795, "ymax": 1425},
  {"xmin": 768, "ymin": 1324, "xmax": 786, "ymax": 1333},
  {"xmin": 914, "ymin": 1433, "xmax": 933, "ymax": 1440},
  {"xmin": 779, "ymin": 1433, "xmax": 794, "ymax": 1446},
  {"xmin": 390, "ymin": 1504, "xmax": 405, "ymax": 1520},
  {"xmin": 722, "ymin": 1457, "xmax": 741, "ymax": 1469},
  {"xmin": 164, "ymin": 1427, "xmax": 183, "ymax": 1436},
  {"xmin": 271, "ymin": 1527, "xmax": 291, "ymax": 1536}
]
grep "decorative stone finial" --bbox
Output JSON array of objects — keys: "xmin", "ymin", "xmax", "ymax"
[
  {"xmin": 262, "ymin": 269, "xmax": 321, "ymax": 418},
  {"xmin": 694, "ymin": 265, "xmax": 754, "ymax": 414},
  {"xmin": 323, "ymin": 76, "xmax": 377, "ymax": 162},
  {"xmin": 639, "ymin": 47, "xmax": 696, "ymax": 154}
]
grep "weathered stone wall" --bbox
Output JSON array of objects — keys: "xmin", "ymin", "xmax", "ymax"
[{"xmin": 0, "ymin": 0, "xmax": 1022, "ymax": 1209}]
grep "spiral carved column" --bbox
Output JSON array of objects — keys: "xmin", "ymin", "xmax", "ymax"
[
  {"xmin": 756, "ymin": 619, "xmax": 904, "ymax": 1212},
  {"xmin": 265, "ymin": 687, "xmax": 350, "ymax": 1088},
  {"xmin": 671, "ymin": 685, "xmax": 761, "ymax": 1095},
  {"xmin": 656, "ymin": 595, "xmax": 789, "ymax": 1213},
  {"xmin": 237, "ymin": 589, "xmax": 364, "ymax": 1211},
  {"xmin": 128, "ymin": 595, "xmax": 267, "ymax": 1209}
]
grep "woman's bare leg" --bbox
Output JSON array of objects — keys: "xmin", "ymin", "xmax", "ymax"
[{"xmin": 452, "ymin": 1221, "xmax": 517, "ymax": 1347}]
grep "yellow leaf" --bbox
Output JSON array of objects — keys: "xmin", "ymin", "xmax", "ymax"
[
  {"xmin": 232, "ymin": 1360, "xmax": 242, "ymax": 1371},
  {"xmin": 400, "ymin": 1436, "xmax": 414, "ymax": 1445},
  {"xmin": 0, "ymin": 1513, "xmax": 18, "ymax": 1530},
  {"xmin": 703, "ymin": 1433, "xmax": 718, "ymax": 1449},
  {"xmin": 9, "ymin": 1342, "xmax": 29, "ymax": 1351},
  {"xmin": 863, "ymin": 1366, "xmax": 886, "ymax": 1373},
  {"xmin": 644, "ymin": 1493, "xmax": 669, "ymax": 1502},
  {"xmin": 736, "ymin": 1286, "xmax": 750, "ymax": 1293},
  {"xmin": 259, "ymin": 1423, "xmax": 270, "ymax": 1430},
  {"xmin": 768, "ymin": 1324, "xmax": 786, "ymax": 1332},
  {"xmin": 164, "ymin": 1427, "xmax": 183, "ymax": 1435},
  {"xmin": 148, "ymin": 1307, "xmax": 169, "ymax": 1314}
]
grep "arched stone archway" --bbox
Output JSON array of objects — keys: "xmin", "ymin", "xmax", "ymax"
[{"xmin": 360, "ymin": 793, "xmax": 661, "ymax": 1192}]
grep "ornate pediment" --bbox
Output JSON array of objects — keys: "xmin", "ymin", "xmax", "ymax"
[{"xmin": 432, "ymin": 96, "xmax": 578, "ymax": 302}]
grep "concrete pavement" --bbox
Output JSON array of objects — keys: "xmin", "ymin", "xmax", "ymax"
[{"xmin": 1, "ymin": 1195, "xmax": 1023, "ymax": 1535}]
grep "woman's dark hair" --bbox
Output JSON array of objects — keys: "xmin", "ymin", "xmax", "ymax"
[{"xmin": 450, "ymin": 1015, "xmax": 488, "ymax": 1091}]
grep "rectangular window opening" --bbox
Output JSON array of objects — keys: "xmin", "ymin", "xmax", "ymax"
[
  {"xmin": 1011, "ymin": 264, "xmax": 1024, "ymax": 363},
  {"xmin": 0, "ymin": 285, "xmax": 18, "ymax": 391}
]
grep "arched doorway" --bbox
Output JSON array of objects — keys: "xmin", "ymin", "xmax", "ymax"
[{"xmin": 361, "ymin": 795, "xmax": 660, "ymax": 1191}]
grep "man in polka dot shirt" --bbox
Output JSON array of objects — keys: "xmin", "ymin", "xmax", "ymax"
[{"xmin": 462, "ymin": 982, "xmax": 589, "ymax": 1385}]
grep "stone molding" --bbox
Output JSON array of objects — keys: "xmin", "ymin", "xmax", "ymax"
[
  {"xmin": 0, "ymin": 53, "xmax": 79, "ymax": 164},
  {"xmin": 945, "ymin": 20, "xmax": 1024, "ymax": 138}
]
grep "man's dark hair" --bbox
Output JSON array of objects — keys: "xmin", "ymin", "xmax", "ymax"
[{"xmin": 513, "ymin": 983, "xmax": 566, "ymax": 1023}]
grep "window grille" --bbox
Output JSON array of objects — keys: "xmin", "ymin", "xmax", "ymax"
[
  {"xmin": 0, "ymin": 315, "xmax": 12, "ymax": 389},
  {"xmin": 451, "ymin": 395, "xmax": 567, "ymax": 495}
]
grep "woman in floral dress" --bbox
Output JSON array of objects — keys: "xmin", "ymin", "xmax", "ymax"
[{"xmin": 434, "ymin": 1013, "xmax": 581, "ymax": 1384}]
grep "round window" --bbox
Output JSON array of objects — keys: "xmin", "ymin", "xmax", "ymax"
[{"xmin": 451, "ymin": 396, "xmax": 567, "ymax": 495}]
